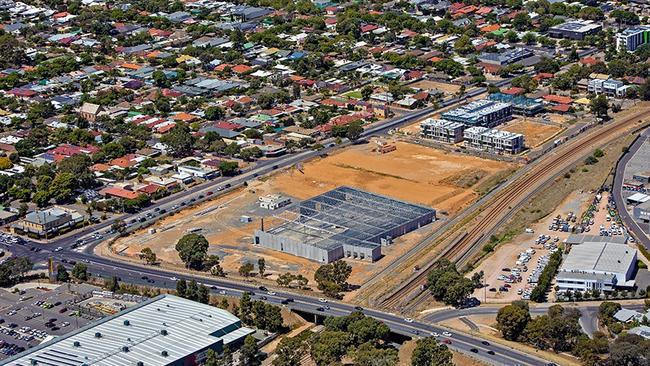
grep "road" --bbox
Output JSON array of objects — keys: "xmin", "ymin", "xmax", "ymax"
[
  {"xmin": 612, "ymin": 128, "xmax": 650, "ymax": 249},
  {"xmin": 424, "ymin": 302, "xmax": 646, "ymax": 339},
  {"xmin": 2, "ymin": 242, "xmax": 550, "ymax": 366},
  {"xmin": 0, "ymin": 51, "xmax": 597, "ymax": 364}
]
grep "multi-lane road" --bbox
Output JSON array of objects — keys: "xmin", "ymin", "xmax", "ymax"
[{"xmin": 0, "ymin": 58, "xmax": 600, "ymax": 365}]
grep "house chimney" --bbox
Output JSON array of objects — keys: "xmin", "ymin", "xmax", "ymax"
[{"xmin": 260, "ymin": 218, "xmax": 264, "ymax": 232}]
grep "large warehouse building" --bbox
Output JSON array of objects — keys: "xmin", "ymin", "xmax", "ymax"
[
  {"xmin": 556, "ymin": 241, "xmax": 637, "ymax": 293},
  {"xmin": 254, "ymin": 186, "xmax": 436, "ymax": 263},
  {"xmin": 2, "ymin": 295, "xmax": 254, "ymax": 366}
]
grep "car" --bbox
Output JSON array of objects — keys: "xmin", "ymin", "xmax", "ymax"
[
  {"xmin": 53, "ymin": 302, "xmax": 61, "ymax": 306},
  {"xmin": 154, "ymin": 207, "xmax": 160, "ymax": 212},
  {"xmin": 147, "ymin": 279, "xmax": 155, "ymax": 283},
  {"xmin": 489, "ymin": 288, "xmax": 497, "ymax": 292},
  {"xmin": 470, "ymin": 348, "xmax": 479, "ymax": 353},
  {"xmin": 54, "ymin": 247, "xmax": 63, "ymax": 252},
  {"xmin": 218, "ymin": 290, "xmax": 227, "ymax": 295},
  {"xmin": 487, "ymin": 350, "xmax": 495, "ymax": 355},
  {"xmin": 281, "ymin": 299, "xmax": 291, "ymax": 305},
  {"xmin": 207, "ymin": 191, "xmax": 213, "ymax": 196},
  {"xmin": 170, "ymin": 277, "xmax": 178, "ymax": 281},
  {"xmin": 210, "ymin": 285, "xmax": 218, "ymax": 290},
  {"xmin": 442, "ymin": 332, "xmax": 452, "ymax": 337},
  {"xmin": 141, "ymin": 276, "xmax": 148, "ymax": 280},
  {"xmin": 259, "ymin": 296, "xmax": 267, "ymax": 300},
  {"xmin": 258, "ymin": 286, "xmax": 268, "ymax": 291},
  {"xmin": 58, "ymin": 308, "xmax": 67, "ymax": 314},
  {"xmin": 481, "ymin": 341, "xmax": 490, "ymax": 346},
  {"xmin": 318, "ymin": 298, "xmax": 328, "ymax": 303},
  {"xmin": 404, "ymin": 318, "xmax": 414, "ymax": 323},
  {"xmin": 316, "ymin": 307, "xmax": 325, "ymax": 311},
  {"xmin": 431, "ymin": 332, "xmax": 439, "ymax": 337},
  {"xmin": 442, "ymin": 339, "xmax": 452, "ymax": 344},
  {"xmin": 51, "ymin": 327, "xmax": 60, "ymax": 331},
  {"xmin": 267, "ymin": 291, "xmax": 276, "ymax": 296},
  {"xmin": 354, "ymin": 306, "xmax": 364, "ymax": 311}
]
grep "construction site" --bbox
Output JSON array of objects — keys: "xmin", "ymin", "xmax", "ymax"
[{"xmin": 103, "ymin": 136, "xmax": 516, "ymax": 287}]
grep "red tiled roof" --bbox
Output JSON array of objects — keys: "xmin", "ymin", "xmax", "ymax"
[
  {"xmin": 551, "ymin": 103, "xmax": 571, "ymax": 112},
  {"xmin": 543, "ymin": 94, "xmax": 573, "ymax": 104},
  {"xmin": 102, "ymin": 186, "xmax": 140, "ymax": 200}
]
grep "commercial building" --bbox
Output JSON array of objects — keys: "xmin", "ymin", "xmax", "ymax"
[
  {"xmin": 548, "ymin": 20, "xmax": 602, "ymax": 40},
  {"xmin": 254, "ymin": 186, "xmax": 436, "ymax": 263},
  {"xmin": 488, "ymin": 93, "xmax": 545, "ymax": 116},
  {"xmin": 177, "ymin": 165, "xmax": 219, "ymax": 179},
  {"xmin": 441, "ymin": 99, "xmax": 512, "ymax": 127},
  {"xmin": 11, "ymin": 206, "xmax": 83, "ymax": 237},
  {"xmin": 633, "ymin": 200, "xmax": 650, "ymax": 224},
  {"xmin": 463, "ymin": 126, "xmax": 525, "ymax": 154},
  {"xmin": 556, "ymin": 241, "xmax": 637, "ymax": 292},
  {"xmin": 1, "ymin": 295, "xmax": 254, "ymax": 366},
  {"xmin": 259, "ymin": 194, "xmax": 292, "ymax": 210},
  {"xmin": 477, "ymin": 47, "xmax": 534, "ymax": 66},
  {"xmin": 616, "ymin": 26, "xmax": 650, "ymax": 52},
  {"xmin": 420, "ymin": 119, "xmax": 465, "ymax": 143},
  {"xmin": 588, "ymin": 79, "xmax": 629, "ymax": 97}
]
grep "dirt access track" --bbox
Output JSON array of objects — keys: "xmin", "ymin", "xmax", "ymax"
[{"xmin": 102, "ymin": 137, "xmax": 516, "ymax": 290}]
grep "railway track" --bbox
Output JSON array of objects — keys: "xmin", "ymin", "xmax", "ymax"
[{"xmin": 379, "ymin": 109, "xmax": 650, "ymax": 310}]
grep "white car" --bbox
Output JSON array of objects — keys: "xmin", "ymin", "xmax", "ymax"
[
  {"xmin": 431, "ymin": 332, "xmax": 440, "ymax": 337},
  {"xmin": 267, "ymin": 291, "xmax": 276, "ymax": 296},
  {"xmin": 218, "ymin": 290, "xmax": 226, "ymax": 295},
  {"xmin": 404, "ymin": 318, "xmax": 414, "ymax": 323},
  {"xmin": 170, "ymin": 277, "xmax": 178, "ymax": 281},
  {"xmin": 442, "ymin": 331, "xmax": 452, "ymax": 337},
  {"xmin": 318, "ymin": 298, "xmax": 328, "ymax": 303},
  {"xmin": 54, "ymin": 247, "xmax": 63, "ymax": 252}
]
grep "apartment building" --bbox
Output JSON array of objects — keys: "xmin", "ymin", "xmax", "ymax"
[
  {"xmin": 617, "ymin": 26, "xmax": 650, "ymax": 52},
  {"xmin": 463, "ymin": 126, "xmax": 525, "ymax": 154},
  {"xmin": 587, "ymin": 78, "xmax": 629, "ymax": 97},
  {"xmin": 441, "ymin": 99, "xmax": 512, "ymax": 127},
  {"xmin": 420, "ymin": 118, "xmax": 465, "ymax": 143}
]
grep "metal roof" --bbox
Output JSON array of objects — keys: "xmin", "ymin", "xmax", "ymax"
[
  {"xmin": 560, "ymin": 241, "xmax": 637, "ymax": 275},
  {"xmin": 1, "ymin": 295, "xmax": 253, "ymax": 366}
]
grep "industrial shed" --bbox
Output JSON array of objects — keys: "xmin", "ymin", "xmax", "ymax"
[
  {"xmin": 254, "ymin": 186, "xmax": 436, "ymax": 263},
  {"xmin": 2, "ymin": 295, "xmax": 253, "ymax": 366}
]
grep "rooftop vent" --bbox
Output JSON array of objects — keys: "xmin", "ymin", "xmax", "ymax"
[
  {"xmin": 124, "ymin": 320, "xmax": 130, "ymax": 326},
  {"xmin": 95, "ymin": 332, "xmax": 102, "ymax": 338},
  {"xmin": 160, "ymin": 329, "xmax": 168, "ymax": 336},
  {"xmin": 136, "ymin": 362, "xmax": 144, "ymax": 366},
  {"xmin": 73, "ymin": 341, "xmax": 81, "ymax": 347},
  {"xmin": 122, "ymin": 346, "xmax": 129, "ymax": 353},
  {"xmin": 30, "ymin": 360, "xmax": 37, "ymax": 365},
  {"xmin": 161, "ymin": 351, "xmax": 168, "ymax": 357}
]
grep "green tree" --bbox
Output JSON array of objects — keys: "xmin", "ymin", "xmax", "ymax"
[
  {"xmin": 239, "ymin": 262, "xmax": 254, "ymax": 277},
  {"xmin": 273, "ymin": 335, "xmax": 308, "ymax": 366},
  {"xmin": 310, "ymin": 331, "xmax": 351, "ymax": 366},
  {"xmin": 239, "ymin": 335, "xmax": 260, "ymax": 366},
  {"xmin": 354, "ymin": 342, "xmax": 398, "ymax": 366},
  {"xmin": 205, "ymin": 106, "xmax": 225, "ymax": 121},
  {"xmin": 139, "ymin": 247, "xmax": 157, "ymax": 265},
  {"xmin": 426, "ymin": 259, "xmax": 475, "ymax": 306},
  {"xmin": 176, "ymin": 278, "xmax": 187, "ymax": 297},
  {"xmin": 219, "ymin": 161, "xmax": 239, "ymax": 176},
  {"xmin": 175, "ymin": 233, "xmax": 209, "ymax": 269},
  {"xmin": 71, "ymin": 263, "xmax": 88, "ymax": 281},
  {"xmin": 346, "ymin": 121, "xmax": 364, "ymax": 141},
  {"xmin": 590, "ymin": 94, "xmax": 609, "ymax": 118},
  {"xmin": 161, "ymin": 122, "xmax": 194, "ymax": 157},
  {"xmin": 496, "ymin": 301, "xmax": 531, "ymax": 340},
  {"xmin": 56, "ymin": 264, "xmax": 70, "ymax": 282},
  {"xmin": 411, "ymin": 337, "xmax": 453, "ymax": 366},
  {"xmin": 361, "ymin": 85, "xmax": 373, "ymax": 100},
  {"xmin": 49, "ymin": 172, "xmax": 76, "ymax": 203},
  {"xmin": 257, "ymin": 258, "xmax": 266, "ymax": 277},
  {"xmin": 314, "ymin": 260, "xmax": 352, "ymax": 298},
  {"xmin": 105, "ymin": 276, "xmax": 119, "ymax": 292}
]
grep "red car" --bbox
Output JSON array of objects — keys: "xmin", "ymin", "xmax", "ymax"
[{"xmin": 442, "ymin": 339, "xmax": 452, "ymax": 344}]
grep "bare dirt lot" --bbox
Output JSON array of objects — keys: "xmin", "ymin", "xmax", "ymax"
[
  {"xmin": 500, "ymin": 118, "xmax": 564, "ymax": 148},
  {"xmin": 406, "ymin": 80, "xmax": 462, "ymax": 94},
  {"xmin": 102, "ymin": 138, "xmax": 516, "ymax": 291}
]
